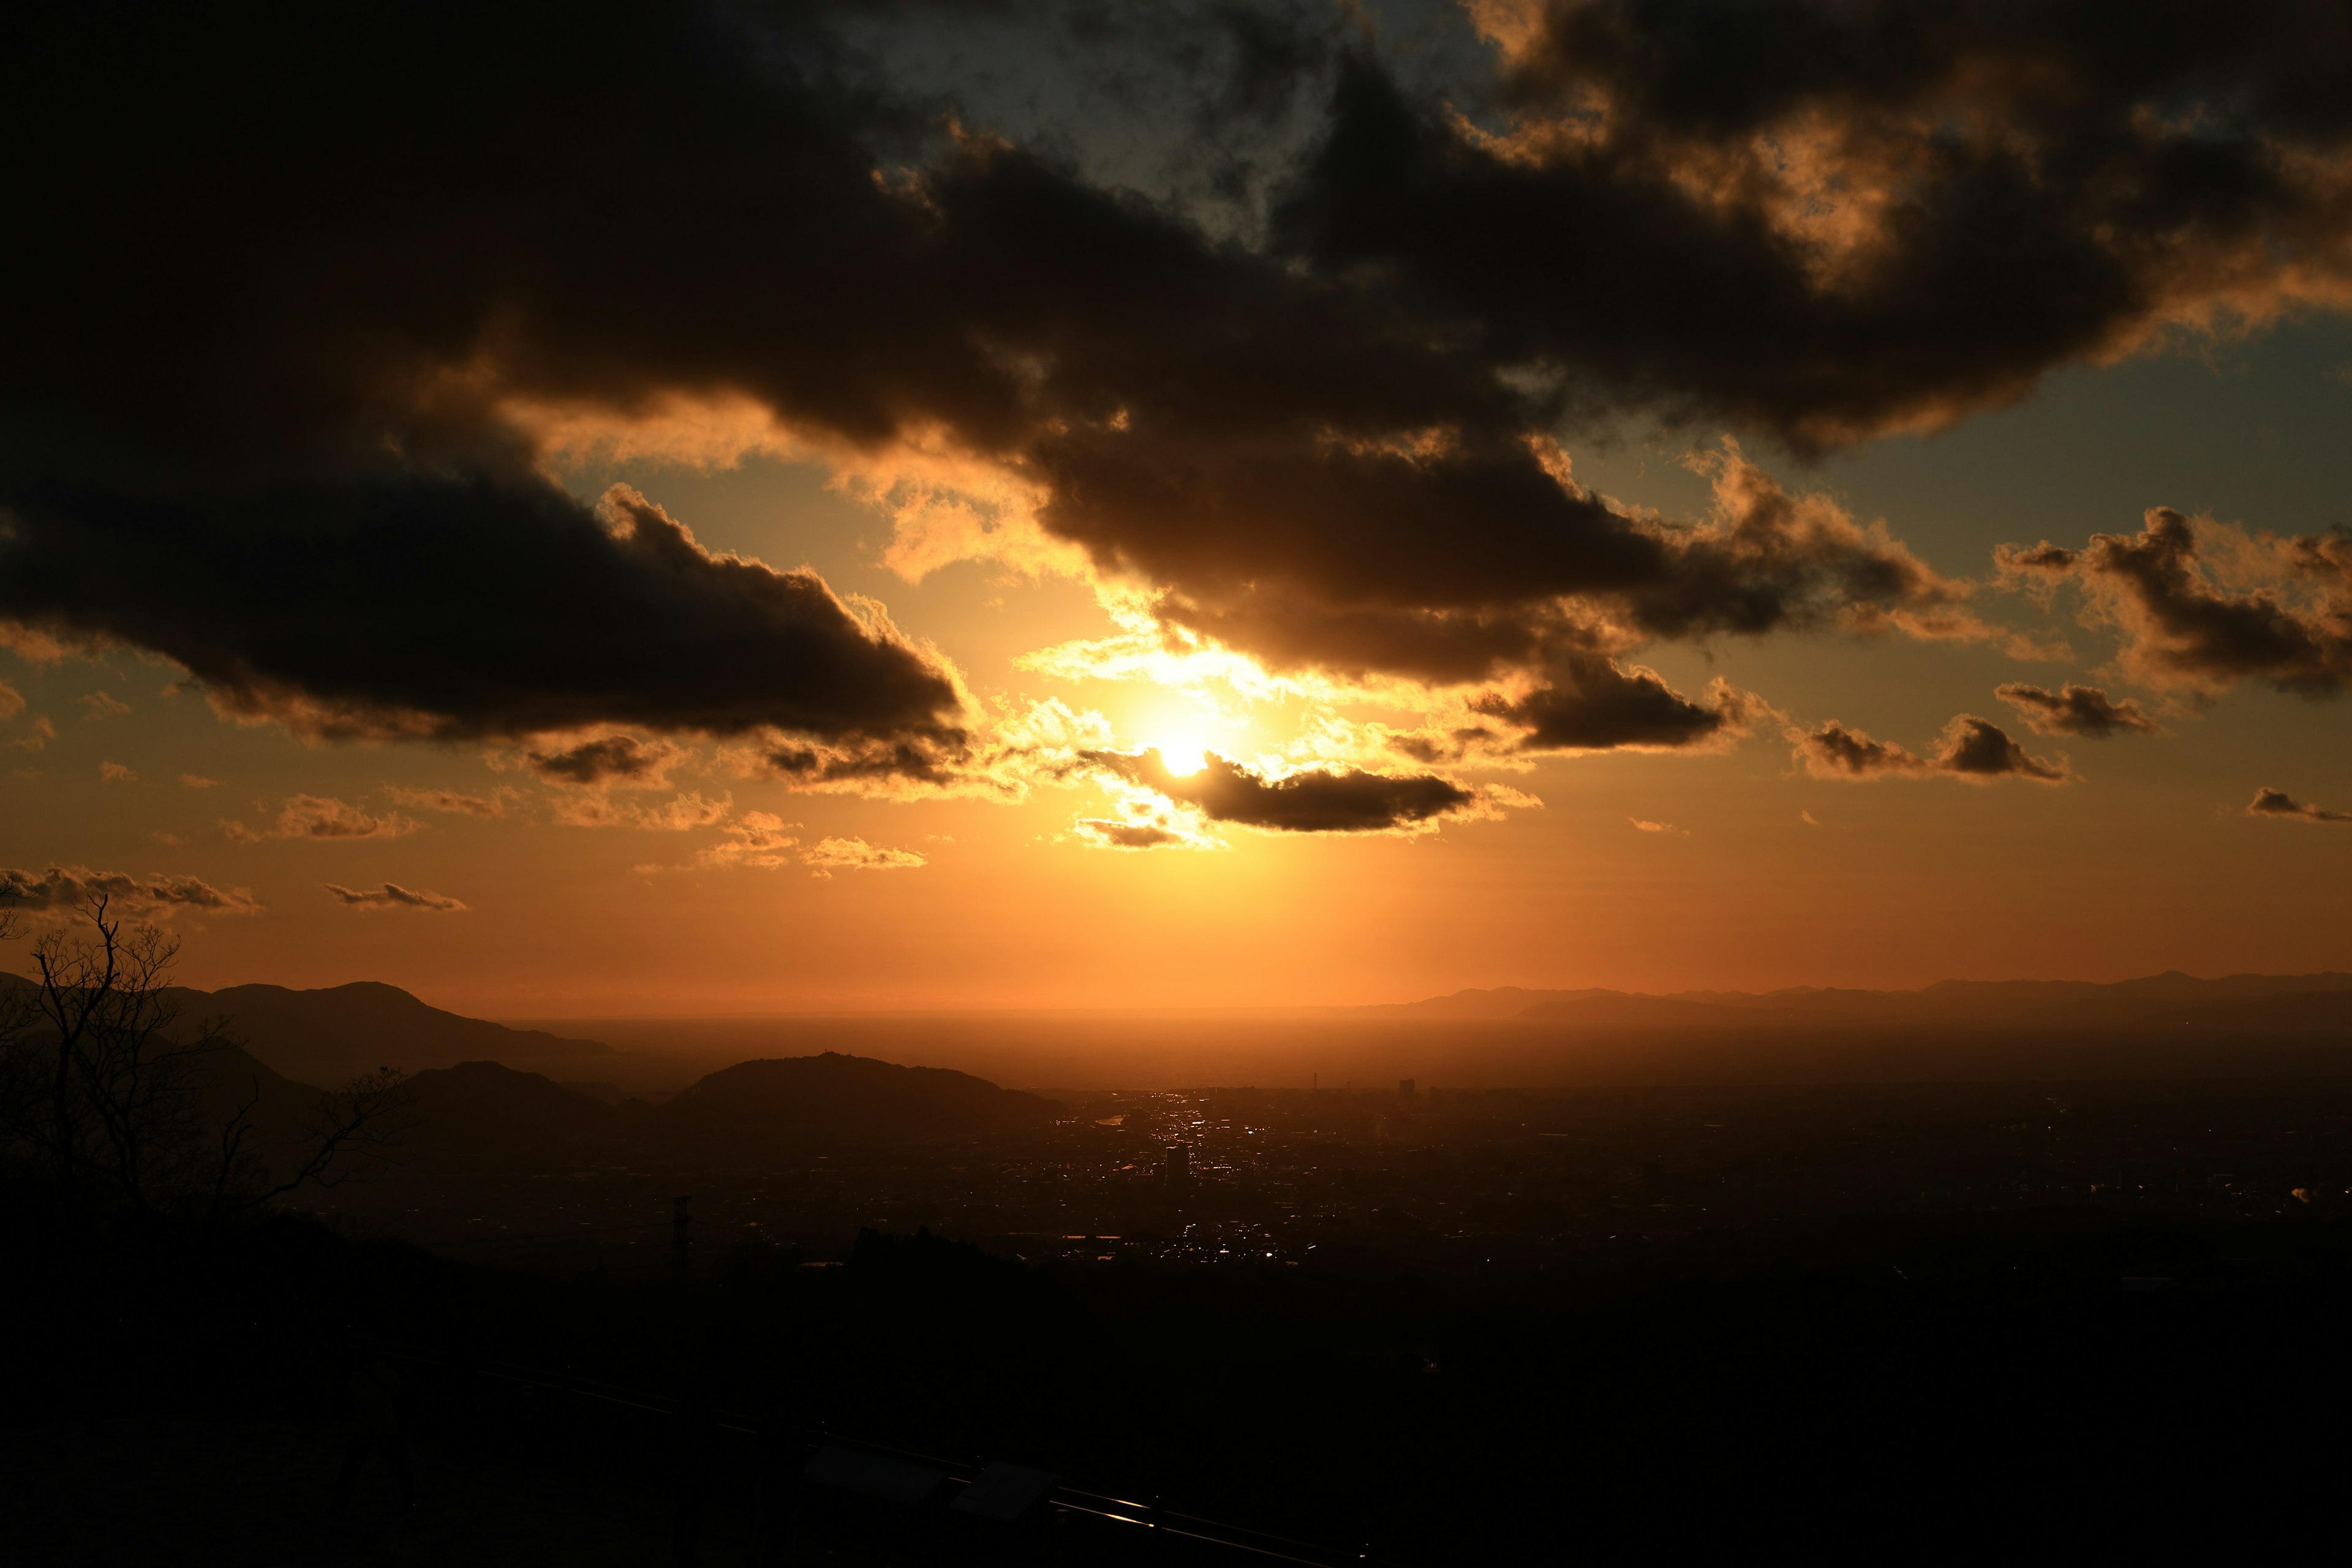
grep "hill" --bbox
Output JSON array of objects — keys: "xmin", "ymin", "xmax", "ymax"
[
  {"xmin": 399, "ymin": 1060, "xmax": 625, "ymax": 1163},
  {"xmin": 168, "ymin": 981, "xmax": 616, "ymax": 1076},
  {"xmin": 658, "ymin": 1053, "xmax": 1061, "ymax": 1148}
]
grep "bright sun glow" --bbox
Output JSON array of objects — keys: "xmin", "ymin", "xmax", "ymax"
[{"xmin": 1154, "ymin": 734, "xmax": 1210, "ymax": 775}]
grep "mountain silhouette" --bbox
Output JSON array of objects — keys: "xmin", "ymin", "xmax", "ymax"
[
  {"xmin": 167, "ymin": 981, "xmax": 615, "ymax": 1074},
  {"xmin": 657, "ymin": 1054, "xmax": 1060, "ymax": 1148}
]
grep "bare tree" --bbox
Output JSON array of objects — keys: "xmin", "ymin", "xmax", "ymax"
[{"xmin": 0, "ymin": 895, "xmax": 413, "ymax": 1224}]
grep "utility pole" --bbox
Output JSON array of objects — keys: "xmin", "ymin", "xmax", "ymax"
[{"xmin": 671, "ymin": 1195, "xmax": 692, "ymax": 1283}]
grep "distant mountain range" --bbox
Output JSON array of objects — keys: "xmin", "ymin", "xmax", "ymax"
[
  {"xmin": 401, "ymin": 1052, "xmax": 1061, "ymax": 1161},
  {"xmin": 1366, "ymin": 972, "xmax": 2352, "ymax": 1032},
  {"xmin": 164, "ymin": 980, "xmax": 616, "ymax": 1075}
]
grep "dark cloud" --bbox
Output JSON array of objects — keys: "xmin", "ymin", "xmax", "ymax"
[
  {"xmin": 0, "ymin": 478, "xmax": 970, "ymax": 750},
  {"xmin": 1074, "ymin": 818, "xmax": 1193, "ymax": 850},
  {"xmin": 0, "ymin": 865, "xmax": 262, "ymax": 917},
  {"xmin": 8, "ymin": 0, "xmax": 2344, "ymax": 760},
  {"xmin": 1281, "ymin": 9, "xmax": 2352, "ymax": 453},
  {"xmin": 2246, "ymin": 786, "xmax": 2352, "ymax": 823},
  {"xmin": 525, "ymin": 734, "xmax": 679, "ymax": 788},
  {"xmin": 1791, "ymin": 716, "xmax": 2069, "ymax": 784},
  {"xmin": 2001, "ymin": 509, "xmax": 2352, "ymax": 696},
  {"xmin": 324, "ymin": 882, "xmax": 468, "ymax": 911},
  {"xmin": 1994, "ymin": 682, "xmax": 2162, "ymax": 737},
  {"xmin": 1471, "ymin": 652, "xmax": 1752, "ymax": 753},
  {"xmin": 1089, "ymin": 748, "xmax": 1477, "ymax": 834}
]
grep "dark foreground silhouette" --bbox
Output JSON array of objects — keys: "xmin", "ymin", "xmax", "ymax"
[{"xmin": 9, "ymin": 1192, "xmax": 2352, "ymax": 1563}]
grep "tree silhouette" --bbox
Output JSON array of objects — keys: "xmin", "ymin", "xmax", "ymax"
[{"xmin": 0, "ymin": 895, "xmax": 413, "ymax": 1224}]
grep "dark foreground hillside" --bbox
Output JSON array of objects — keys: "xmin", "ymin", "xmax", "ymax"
[{"xmin": 10, "ymin": 1194, "xmax": 2352, "ymax": 1562}]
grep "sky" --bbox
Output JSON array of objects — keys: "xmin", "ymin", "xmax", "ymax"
[{"xmin": 6, "ymin": 0, "xmax": 2352, "ymax": 1014}]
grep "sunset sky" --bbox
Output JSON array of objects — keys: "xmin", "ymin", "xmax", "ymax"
[{"xmin": 7, "ymin": 0, "xmax": 2352, "ymax": 1013}]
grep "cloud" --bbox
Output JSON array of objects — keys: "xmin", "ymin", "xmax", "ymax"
[
  {"xmin": 1287, "ymin": 18, "xmax": 2352, "ymax": 453},
  {"xmin": 0, "ymin": 682, "xmax": 20, "ymax": 722},
  {"xmin": 1995, "ymin": 682, "xmax": 2162, "ymax": 737},
  {"xmin": 1470, "ymin": 655, "xmax": 1757, "ymax": 755},
  {"xmin": 2246, "ymin": 786, "xmax": 2352, "ymax": 824},
  {"xmin": 323, "ymin": 881, "xmax": 468, "ymax": 911},
  {"xmin": 79, "ymin": 690, "xmax": 129, "ymax": 719},
  {"xmin": 1629, "ymin": 818, "xmax": 1672, "ymax": 833},
  {"xmin": 551, "ymin": 790, "xmax": 731, "ymax": 832},
  {"xmin": 179, "ymin": 774, "xmax": 221, "ymax": 789},
  {"xmin": 2000, "ymin": 510, "xmax": 2352, "ymax": 696},
  {"xmin": 524, "ymin": 734, "xmax": 680, "ymax": 788},
  {"xmin": 663, "ymin": 815, "xmax": 924, "ymax": 874},
  {"xmin": 684, "ymin": 811, "xmax": 801, "ymax": 870},
  {"xmin": 1089, "ymin": 748, "xmax": 1482, "ymax": 834},
  {"xmin": 98, "ymin": 761, "xmax": 137, "ymax": 783},
  {"xmin": 1074, "ymin": 818, "xmax": 1197, "ymax": 851},
  {"xmin": 6, "ymin": 716, "xmax": 54, "ymax": 752},
  {"xmin": 9, "ymin": 1, "xmax": 2347, "ymax": 797},
  {"xmin": 383, "ymin": 783, "xmax": 516, "ymax": 818},
  {"xmin": 0, "ymin": 864, "xmax": 262, "ymax": 918},
  {"xmin": 0, "ymin": 0, "xmax": 2177, "ymax": 794},
  {"xmin": 229, "ymin": 794, "xmax": 418, "ymax": 842},
  {"xmin": 1790, "ymin": 716, "xmax": 2070, "ymax": 784},
  {"xmin": 802, "ymin": 837, "xmax": 927, "ymax": 875}
]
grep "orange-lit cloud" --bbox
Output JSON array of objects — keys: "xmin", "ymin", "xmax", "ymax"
[
  {"xmin": 1, "ymin": 864, "xmax": 262, "ymax": 919},
  {"xmin": 1790, "ymin": 716, "xmax": 2071, "ymax": 785},
  {"xmin": 1995, "ymin": 683, "xmax": 2162, "ymax": 739},
  {"xmin": 324, "ymin": 881, "xmax": 467, "ymax": 912},
  {"xmin": 225, "ymin": 794, "xmax": 419, "ymax": 843},
  {"xmin": 2246, "ymin": 786, "xmax": 2352, "ymax": 824},
  {"xmin": 383, "ymin": 783, "xmax": 519, "ymax": 819},
  {"xmin": 2001, "ymin": 509, "xmax": 2352, "ymax": 696}
]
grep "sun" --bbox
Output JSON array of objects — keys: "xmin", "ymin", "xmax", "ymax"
[{"xmin": 1153, "ymin": 733, "xmax": 1210, "ymax": 776}]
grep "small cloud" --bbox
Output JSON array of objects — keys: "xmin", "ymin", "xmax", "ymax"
[
  {"xmin": 1629, "ymin": 818, "xmax": 1670, "ymax": 833},
  {"xmin": 803, "ymin": 836, "xmax": 926, "ymax": 876},
  {"xmin": 1800, "ymin": 810, "xmax": 1821, "ymax": 826},
  {"xmin": 6, "ymin": 715, "xmax": 55, "ymax": 752},
  {"xmin": 552, "ymin": 790, "xmax": 731, "ymax": 831},
  {"xmin": 0, "ymin": 682, "xmax": 22, "ymax": 721},
  {"xmin": 383, "ymin": 783, "xmax": 518, "ymax": 819},
  {"xmin": 323, "ymin": 881, "xmax": 468, "ymax": 911},
  {"xmin": 80, "ymin": 691, "xmax": 130, "ymax": 720},
  {"xmin": 1994, "ymin": 682, "xmax": 2160, "ymax": 738},
  {"xmin": 180, "ymin": 774, "xmax": 221, "ymax": 789},
  {"xmin": 1, "ymin": 864, "xmax": 262, "ymax": 918},
  {"xmin": 525, "ymin": 734, "xmax": 680, "ymax": 788},
  {"xmin": 230, "ymin": 794, "xmax": 418, "ymax": 841},
  {"xmin": 1074, "ymin": 818, "xmax": 1195, "ymax": 850},
  {"xmin": 149, "ymin": 831, "xmax": 187, "ymax": 847},
  {"xmin": 99, "ymin": 761, "xmax": 138, "ymax": 783},
  {"xmin": 1789, "ymin": 715, "xmax": 2070, "ymax": 785},
  {"xmin": 2246, "ymin": 786, "xmax": 2352, "ymax": 824}
]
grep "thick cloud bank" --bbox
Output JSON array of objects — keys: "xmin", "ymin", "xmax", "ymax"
[{"xmin": 8, "ymin": 2, "xmax": 2347, "ymax": 782}]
